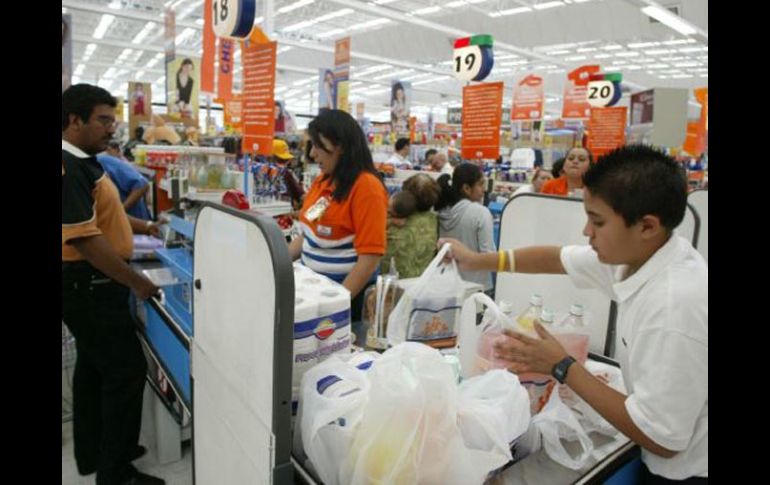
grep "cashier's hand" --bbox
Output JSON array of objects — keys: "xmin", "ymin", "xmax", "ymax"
[
  {"xmin": 438, "ymin": 238, "xmax": 478, "ymax": 271},
  {"xmin": 494, "ymin": 322, "xmax": 569, "ymax": 376},
  {"xmin": 133, "ymin": 277, "xmax": 160, "ymax": 301},
  {"xmin": 146, "ymin": 217, "xmax": 169, "ymax": 238}
]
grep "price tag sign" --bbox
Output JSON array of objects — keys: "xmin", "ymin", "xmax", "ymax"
[
  {"xmin": 212, "ymin": 0, "xmax": 257, "ymax": 39},
  {"xmin": 453, "ymin": 34, "xmax": 494, "ymax": 82},
  {"xmin": 587, "ymin": 72, "xmax": 623, "ymax": 108}
]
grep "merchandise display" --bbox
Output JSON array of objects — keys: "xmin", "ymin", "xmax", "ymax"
[{"xmin": 63, "ymin": 1, "xmax": 707, "ymax": 484}]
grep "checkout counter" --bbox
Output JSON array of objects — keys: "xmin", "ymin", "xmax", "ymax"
[{"xmin": 129, "ymin": 196, "xmax": 687, "ymax": 484}]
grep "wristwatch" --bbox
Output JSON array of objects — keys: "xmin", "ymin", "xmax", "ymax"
[{"xmin": 551, "ymin": 356, "xmax": 577, "ymax": 384}]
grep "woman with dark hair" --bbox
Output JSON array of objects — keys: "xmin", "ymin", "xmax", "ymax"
[
  {"xmin": 288, "ymin": 109, "xmax": 388, "ymax": 344},
  {"xmin": 436, "ymin": 163, "xmax": 496, "ymax": 292},
  {"xmin": 176, "ymin": 58, "xmax": 194, "ymax": 115},
  {"xmin": 542, "ymin": 147, "xmax": 593, "ymax": 197},
  {"xmin": 390, "ymin": 81, "xmax": 408, "ymax": 133}
]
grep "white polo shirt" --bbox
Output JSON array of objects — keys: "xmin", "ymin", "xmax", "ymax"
[
  {"xmin": 560, "ymin": 235, "xmax": 708, "ymax": 479},
  {"xmin": 384, "ymin": 153, "xmax": 412, "ymax": 169}
]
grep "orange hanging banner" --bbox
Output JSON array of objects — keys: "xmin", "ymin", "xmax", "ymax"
[
  {"xmin": 462, "ymin": 81, "xmax": 503, "ymax": 160},
  {"xmin": 222, "ymin": 93, "xmax": 243, "ymax": 135},
  {"xmin": 587, "ymin": 107, "xmax": 627, "ymax": 158},
  {"xmin": 201, "ymin": 0, "xmax": 215, "ymax": 94},
  {"xmin": 241, "ymin": 40, "xmax": 277, "ymax": 156},
  {"xmin": 682, "ymin": 87, "xmax": 708, "ymax": 156},
  {"xmin": 217, "ymin": 38, "xmax": 235, "ymax": 102},
  {"xmin": 512, "ymin": 74, "xmax": 544, "ymax": 121},
  {"xmin": 562, "ymin": 65, "xmax": 600, "ymax": 120}
]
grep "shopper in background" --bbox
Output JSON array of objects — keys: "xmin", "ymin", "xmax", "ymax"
[
  {"xmin": 288, "ymin": 109, "xmax": 388, "ymax": 346},
  {"xmin": 382, "ymin": 173, "xmax": 441, "ymax": 278},
  {"xmin": 105, "ymin": 140, "xmax": 126, "ymax": 160},
  {"xmin": 542, "ymin": 147, "xmax": 593, "ymax": 197},
  {"xmin": 62, "ymin": 84, "xmax": 166, "ymax": 485},
  {"xmin": 385, "ymin": 137, "xmax": 413, "ymax": 169},
  {"xmin": 441, "ymin": 145, "xmax": 707, "ymax": 483},
  {"xmin": 512, "ymin": 167, "xmax": 554, "ymax": 196},
  {"xmin": 436, "ymin": 163, "xmax": 496, "ymax": 292},
  {"xmin": 423, "ymin": 148, "xmax": 437, "ymax": 168},
  {"xmin": 429, "ymin": 152, "xmax": 453, "ymax": 175},
  {"xmin": 122, "ymin": 126, "xmax": 144, "ymax": 161},
  {"xmin": 551, "ymin": 157, "xmax": 566, "ymax": 178},
  {"xmin": 272, "ymin": 138, "xmax": 305, "ymax": 210},
  {"xmin": 97, "ymin": 142, "xmax": 152, "ymax": 220},
  {"xmin": 322, "ymin": 69, "xmax": 336, "ymax": 110}
]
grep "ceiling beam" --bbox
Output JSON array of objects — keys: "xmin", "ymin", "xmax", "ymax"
[{"xmin": 62, "ymin": 0, "xmax": 200, "ymax": 29}]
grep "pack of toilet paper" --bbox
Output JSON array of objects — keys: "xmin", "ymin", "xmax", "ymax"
[{"xmin": 292, "ymin": 263, "xmax": 352, "ymax": 411}]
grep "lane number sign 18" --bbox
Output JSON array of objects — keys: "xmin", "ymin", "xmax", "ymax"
[
  {"xmin": 453, "ymin": 34, "xmax": 494, "ymax": 82},
  {"xmin": 212, "ymin": 0, "xmax": 257, "ymax": 39}
]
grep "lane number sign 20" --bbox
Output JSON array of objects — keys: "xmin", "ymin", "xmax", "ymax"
[
  {"xmin": 587, "ymin": 80, "xmax": 622, "ymax": 108},
  {"xmin": 212, "ymin": 0, "xmax": 257, "ymax": 39}
]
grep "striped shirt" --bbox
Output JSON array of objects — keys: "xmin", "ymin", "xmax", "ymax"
[{"xmin": 299, "ymin": 172, "xmax": 387, "ymax": 283}]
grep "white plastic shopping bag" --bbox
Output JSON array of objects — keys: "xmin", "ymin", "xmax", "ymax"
[
  {"xmin": 531, "ymin": 385, "xmax": 594, "ymax": 470},
  {"xmin": 344, "ymin": 342, "xmax": 511, "ymax": 485},
  {"xmin": 564, "ymin": 360, "xmax": 626, "ymax": 437},
  {"xmin": 387, "ymin": 243, "xmax": 465, "ymax": 348},
  {"xmin": 296, "ymin": 354, "xmax": 371, "ymax": 485},
  {"xmin": 457, "ymin": 369, "xmax": 531, "ymax": 457}
]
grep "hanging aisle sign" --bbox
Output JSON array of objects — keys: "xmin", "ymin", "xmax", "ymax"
[
  {"xmin": 511, "ymin": 74, "xmax": 544, "ymax": 121},
  {"xmin": 212, "ymin": 0, "xmax": 257, "ymax": 39},
  {"xmin": 562, "ymin": 65, "xmax": 600, "ymax": 119},
  {"xmin": 452, "ymin": 35, "xmax": 494, "ymax": 82},
  {"xmin": 587, "ymin": 72, "xmax": 623, "ymax": 108}
]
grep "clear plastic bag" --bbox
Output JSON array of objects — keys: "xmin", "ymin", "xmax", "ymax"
[
  {"xmin": 531, "ymin": 386, "xmax": 594, "ymax": 470},
  {"xmin": 387, "ymin": 243, "xmax": 464, "ymax": 349},
  {"xmin": 344, "ymin": 343, "xmax": 513, "ymax": 485}
]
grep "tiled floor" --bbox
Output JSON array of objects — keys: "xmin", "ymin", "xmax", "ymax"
[{"xmin": 61, "ymin": 420, "xmax": 193, "ymax": 485}]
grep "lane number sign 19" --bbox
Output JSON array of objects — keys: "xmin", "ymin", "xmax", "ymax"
[
  {"xmin": 212, "ymin": 0, "xmax": 257, "ymax": 39},
  {"xmin": 453, "ymin": 34, "xmax": 494, "ymax": 82}
]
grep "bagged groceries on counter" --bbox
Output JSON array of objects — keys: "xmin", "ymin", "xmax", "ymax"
[
  {"xmin": 458, "ymin": 293, "xmax": 557, "ymax": 415},
  {"xmin": 531, "ymin": 386, "xmax": 594, "ymax": 470},
  {"xmin": 295, "ymin": 354, "xmax": 372, "ymax": 485},
  {"xmin": 457, "ymin": 370, "xmax": 531, "ymax": 458},
  {"xmin": 296, "ymin": 342, "xmax": 531, "ymax": 485},
  {"xmin": 387, "ymin": 243, "xmax": 465, "ymax": 349},
  {"xmin": 561, "ymin": 360, "xmax": 626, "ymax": 437}
]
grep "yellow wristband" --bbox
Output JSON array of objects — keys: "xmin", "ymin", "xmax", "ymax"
[
  {"xmin": 508, "ymin": 249, "xmax": 516, "ymax": 272},
  {"xmin": 497, "ymin": 250, "xmax": 506, "ymax": 272}
]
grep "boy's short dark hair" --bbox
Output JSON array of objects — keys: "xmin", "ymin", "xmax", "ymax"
[
  {"xmin": 402, "ymin": 173, "xmax": 440, "ymax": 212},
  {"xmin": 583, "ymin": 144, "xmax": 687, "ymax": 231},
  {"xmin": 395, "ymin": 137, "xmax": 410, "ymax": 151},
  {"xmin": 62, "ymin": 84, "xmax": 117, "ymax": 131},
  {"xmin": 424, "ymin": 148, "xmax": 437, "ymax": 161},
  {"xmin": 390, "ymin": 190, "xmax": 418, "ymax": 219}
]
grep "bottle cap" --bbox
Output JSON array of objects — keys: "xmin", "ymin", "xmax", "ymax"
[
  {"xmin": 540, "ymin": 308, "xmax": 555, "ymax": 324},
  {"xmin": 569, "ymin": 304, "xmax": 584, "ymax": 316},
  {"xmin": 499, "ymin": 301, "xmax": 514, "ymax": 314},
  {"xmin": 530, "ymin": 294, "xmax": 543, "ymax": 306}
]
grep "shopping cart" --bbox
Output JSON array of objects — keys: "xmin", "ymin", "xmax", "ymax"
[{"xmin": 62, "ymin": 322, "xmax": 76, "ymax": 423}]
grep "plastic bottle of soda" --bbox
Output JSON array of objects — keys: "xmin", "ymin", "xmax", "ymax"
[{"xmin": 515, "ymin": 294, "xmax": 543, "ymax": 335}]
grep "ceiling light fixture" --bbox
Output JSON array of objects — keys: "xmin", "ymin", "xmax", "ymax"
[{"xmin": 641, "ymin": 5, "xmax": 697, "ymax": 35}]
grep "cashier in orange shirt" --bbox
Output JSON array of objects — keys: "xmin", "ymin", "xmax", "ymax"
[
  {"xmin": 288, "ymin": 110, "xmax": 388, "ymax": 345},
  {"xmin": 541, "ymin": 147, "xmax": 593, "ymax": 197}
]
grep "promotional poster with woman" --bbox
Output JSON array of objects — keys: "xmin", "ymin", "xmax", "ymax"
[
  {"xmin": 167, "ymin": 57, "xmax": 200, "ymax": 120},
  {"xmin": 391, "ymin": 80, "xmax": 412, "ymax": 135},
  {"xmin": 318, "ymin": 68, "xmax": 336, "ymax": 112}
]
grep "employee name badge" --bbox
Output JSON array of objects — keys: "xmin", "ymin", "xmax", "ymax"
[{"xmin": 305, "ymin": 196, "xmax": 330, "ymax": 222}]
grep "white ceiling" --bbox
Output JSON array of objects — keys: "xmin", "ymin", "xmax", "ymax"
[{"xmin": 63, "ymin": 0, "xmax": 708, "ymax": 122}]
